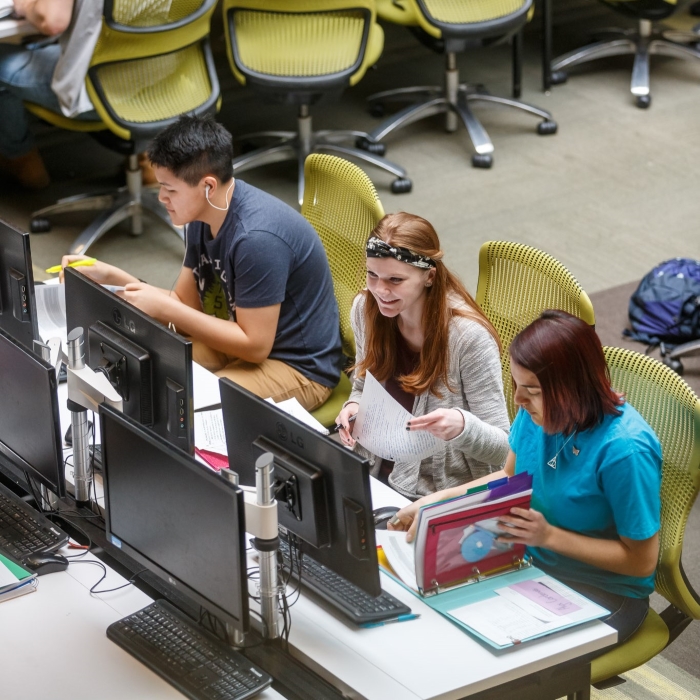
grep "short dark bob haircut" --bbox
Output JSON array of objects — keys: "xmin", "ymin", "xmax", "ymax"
[
  {"xmin": 147, "ymin": 114, "xmax": 233, "ymax": 186},
  {"xmin": 510, "ymin": 309, "xmax": 622, "ymax": 435}
]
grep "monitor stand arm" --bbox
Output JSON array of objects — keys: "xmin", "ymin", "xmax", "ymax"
[
  {"xmin": 62, "ymin": 327, "xmax": 122, "ymax": 504},
  {"xmin": 221, "ymin": 453, "xmax": 280, "ymax": 643}
]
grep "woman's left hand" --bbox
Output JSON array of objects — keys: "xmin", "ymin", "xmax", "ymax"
[
  {"xmin": 497, "ymin": 507, "xmax": 554, "ymax": 548},
  {"xmin": 406, "ymin": 409, "xmax": 465, "ymax": 441}
]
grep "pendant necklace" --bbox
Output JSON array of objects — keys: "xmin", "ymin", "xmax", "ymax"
[{"xmin": 547, "ymin": 433, "xmax": 576, "ymax": 469}]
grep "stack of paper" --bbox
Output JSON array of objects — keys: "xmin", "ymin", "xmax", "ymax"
[{"xmin": 0, "ymin": 553, "xmax": 38, "ymax": 604}]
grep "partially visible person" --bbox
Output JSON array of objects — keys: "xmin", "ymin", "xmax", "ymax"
[
  {"xmin": 0, "ymin": 0, "xmax": 102, "ymax": 188},
  {"xmin": 336, "ymin": 213, "xmax": 510, "ymax": 499},
  {"xmin": 60, "ymin": 115, "xmax": 342, "ymax": 411},
  {"xmin": 389, "ymin": 310, "xmax": 662, "ymax": 648}
]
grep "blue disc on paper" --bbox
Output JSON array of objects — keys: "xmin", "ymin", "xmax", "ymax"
[{"xmin": 460, "ymin": 530, "xmax": 496, "ymax": 563}]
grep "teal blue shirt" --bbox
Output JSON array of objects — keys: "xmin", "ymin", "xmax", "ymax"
[{"xmin": 509, "ymin": 402, "xmax": 661, "ymax": 598}]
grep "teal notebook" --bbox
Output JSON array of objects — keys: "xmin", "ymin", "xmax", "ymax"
[
  {"xmin": 380, "ymin": 562, "xmax": 609, "ymax": 650},
  {"xmin": 0, "ymin": 552, "xmax": 38, "ymax": 602}
]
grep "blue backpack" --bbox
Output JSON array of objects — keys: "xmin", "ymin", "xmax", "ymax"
[{"xmin": 624, "ymin": 258, "xmax": 700, "ymax": 346}]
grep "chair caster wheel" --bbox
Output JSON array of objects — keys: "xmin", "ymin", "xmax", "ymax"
[
  {"xmin": 391, "ymin": 177, "xmax": 412, "ymax": 194},
  {"xmin": 550, "ymin": 70, "xmax": 568, "ymax": 85},
  {"xmin": 355, "ymin": 137, "xmax": 386, "ymax": 156},
  {"xmin": 537, "ymin": 120, "xmax": 558, "ymax": 135},
  {"xmin": 369, "ymin": 103, "xmax": 385, "ymax": 118},
  {"xmin": 662, "ymin": 356, "xmax": 683, "ymax": 375},
  {"xmin": 472, "ymin": 154, "xmax": 493, "ymax": 169},
  {"xmin": 635, "ymin": 94, "xmax": 651, "ymax": 109},
  {"xmin": 30, "ymin": 217, "xmax": 51, "ymax": 233}
]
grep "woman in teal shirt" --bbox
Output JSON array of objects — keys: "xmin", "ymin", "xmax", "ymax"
[{"xmin": 390, "ymin": 310, "xmax": 662, "ymax": 645}]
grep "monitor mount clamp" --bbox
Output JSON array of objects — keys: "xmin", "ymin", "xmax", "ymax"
[{"xmin": 221, "ymin": 452, "xmax": 280, "ymax": 643}]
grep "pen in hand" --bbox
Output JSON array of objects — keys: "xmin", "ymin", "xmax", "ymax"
[
  {"xmin": 46, "ymin": 257, "xmax": 97, "ymax": 274},
  {"xmin": 334, "ymin": 413, "xmax": 357, "ymax": 433}
]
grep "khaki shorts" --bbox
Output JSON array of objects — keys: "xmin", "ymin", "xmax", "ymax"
[{"xmin": 192, "ymin": 341, "xmax": 332, "ymax": 412}]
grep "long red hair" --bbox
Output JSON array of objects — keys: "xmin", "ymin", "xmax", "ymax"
[
  {"xmin": 510, "ymin": 310, "xmax": 623, "ymax": 434},
  {"xmin": 355, "ymin": 212, "xmax": 500, "ymax": 397}
]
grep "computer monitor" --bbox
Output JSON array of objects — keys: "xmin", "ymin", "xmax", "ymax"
[
  {"xmin": 100, "ymin": 404, "xmax": 249, "ymax": 635},
  {"xmin": 0, "ymin": 327, "xmax": 64, "ymax": 497},
  {"xmin": 219, "ymin": 380, "xmax": 381, "ymax": 597},
  {"xmin": 0, "ymin": 219, "xmax": 39, "ymax": 353},
  {"xmin": 65, "ymin": 267, "xmax": 194, "ymax": 454}
]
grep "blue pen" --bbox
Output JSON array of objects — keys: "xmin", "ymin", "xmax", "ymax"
[{"xmin": 359, "ymin": 613, "xmax": 421, "ymax": 629}]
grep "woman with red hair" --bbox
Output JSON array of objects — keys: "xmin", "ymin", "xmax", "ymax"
[
  {"xmin": 389, "ymin": 310, "xmax": 662, "ymax": 645},
  {"xmin": 336, "ymin": 212, "xmax": 510, "ymax": 499}
]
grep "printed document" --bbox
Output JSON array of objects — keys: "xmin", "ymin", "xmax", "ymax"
[
  {"xmin": 35, "ymin": 282, "xmax": 67, "ymax": 347},
  {"xmin": 194, "ymin": 409, "xmax": 227, "ymax": 454},
  {"xmin": 353, "ymin": 371, "xmax": 442, "ymax": 461},
  {"xmin": 375, "ymin": 529, "xmax": 419, "ymax": 592}
]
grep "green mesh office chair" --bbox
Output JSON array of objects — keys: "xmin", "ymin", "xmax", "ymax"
[
  {"xmin": 358, "ymin": 0, "xmax": 556, "ymax": 169},
  {"xmin": 592, "ymin": 347, "xmax": 700, "ymax": 687},
  {"xmin": 550, "ymin": 0, "xmax": 700, "ymax": 108},
  {"xmin": 27, "ymin": 0, "xmax": 220, "ymax": 255},
  {"xmin": 301, "ymin": 154, "xmax": 385, "ymax": 428},
  {"xmin": 475, "ymin": 241, "xmax": 595, "ymax": 420},
  {"xmin": 223, "ymin": 0, "xmax": 411, "ymax": 205}
]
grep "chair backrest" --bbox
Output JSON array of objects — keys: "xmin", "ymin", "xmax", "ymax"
[
  {"xmin": 603, "ymin": 346, "xmax": 700, "ymax": 619},
  {"xmin": 475, "ymin": 241, "xmax": 595, "ymax": 421},
  {"xmin": 86, "ymin": 0, "xmax": 220, "ymax": 143},
  {"xmin": 301, "ymin": 154, "xmax": 385, "ymax": 358},
  {"xmin": 223, "ymin": 0, "xmax": 378, "ymax": 88}
]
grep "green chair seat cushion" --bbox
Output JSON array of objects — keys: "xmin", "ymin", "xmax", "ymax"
[
  {"xmin": 422, "ymin": 0, "xmax": 529, "ymax": 24},
  {"xmin": 234, "ymin": 10, "xmax": 368, "ymax": 78},
  {"xmin": 311, "ymin": 372, "xmax": 352, "ymax": 429},
  {"xmin": 591, "ymin": 609, "xmax": 669, "ymax": 685}
]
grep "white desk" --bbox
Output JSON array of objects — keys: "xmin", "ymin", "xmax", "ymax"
[
  {"xmin": 0, "ymin": 548, "xmax": 284, "ymax": 700},
  {"xmin": 0, "ymin": 14, "xmax": 34, "ymax": 41},
  {"xmin": 271, "ymin": 478, "xmax": 616, "ymax": 700}
]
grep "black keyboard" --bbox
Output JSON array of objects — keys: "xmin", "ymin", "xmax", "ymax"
[
  {"xmin": 107, "ymin": 600, "xmax": 272, "ymax": 700},
  {"xmin": 277, "ymin": 538, "xmax": 412, "ymax": 624},
  {"xmin": 0, "ymin": 482, "xmax": 69, "ymax": 561}
]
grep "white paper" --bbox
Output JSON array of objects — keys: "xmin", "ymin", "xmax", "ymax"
[
  {"xmin": 194, "ymin": 409, "xmax": 227, "ymax": 454},
  {"xmin": 374, "ymin": 529, "xmax": 419, "ymax": 592},
  {"xmin": 273, "ymin": 397, "xmax": 329, "ymax": 435},
  {"xmin": 353, "ymin": 371, "xmax": 443, "ymax": 461},
  {"xmin": 451, "ymin": 596, "xmax": 560, "ymax": 646},
  {"xmin": 35, "ymin": 283, "xmax": 67, "ymax": 347},
  {"xmin": 192, "ymin": 361, "xmax": 221, "ymax": 410}
]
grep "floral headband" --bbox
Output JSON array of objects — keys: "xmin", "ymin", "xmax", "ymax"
[{"xmin": 366, "ymin": 236, "xmax": 436, "ymax": 269}]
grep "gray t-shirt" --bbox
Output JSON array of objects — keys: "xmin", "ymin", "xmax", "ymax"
[{"xmin": 183, "ymin": 180, "xmax": 343, "ymax": 388}]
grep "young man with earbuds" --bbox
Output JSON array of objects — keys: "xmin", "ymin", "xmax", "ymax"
[{"xmin": 61, "ymin": 115, "xmax": 343, "ymax": 410}]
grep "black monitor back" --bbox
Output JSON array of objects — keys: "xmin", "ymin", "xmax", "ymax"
[
  {"xmin": 219, "ymin": 379, "xmax": 380, "ymax": 597},
  {"xmin": 0, "ymin": 220, "xmax": 39, "ymax": 352},
  {"xmin": 0, "ymin": 327, "xmax": 64, "ymax": 496},
  {"xmin": 65, "ymin": 268, "xmax": 194, "ymax": 454},
  {"xmin": 101, "ymin": 404, "xmax": 249, "ymax": 633}
]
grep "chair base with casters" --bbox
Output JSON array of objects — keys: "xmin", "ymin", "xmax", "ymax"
[
  {"xmin": 29, "ymin": 153, "xmax": 183, "ymax": 255},
  {"xmin": 551, "ymin": 18, "xmax": 700, "ymax": 108},
  {"xmin": 233, "ymin": 104, "xmax": 412, "ymax": 206},
  {"xmin": 362, "ymin": 52, "xmax": 557, "ymax": 169},
  {"xmin": 659, "ymin": 339, "xmax": 700, "ymax": 375}
]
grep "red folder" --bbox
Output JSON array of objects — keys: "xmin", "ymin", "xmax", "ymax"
[{"xmin": 422, "ymin": 493, "xmax": 531, "ymax": 593}]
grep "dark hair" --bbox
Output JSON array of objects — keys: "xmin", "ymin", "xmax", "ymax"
[
  {"xmin": 355, "ymin": 212, "xmax": 500, "ymax": 398},
  {"xmin": 147, "ymin": 114, "xmax": 233, "ymax": 186},
  {"xmin": 509, "ymin": 310, "xmax": 622, "ymax": 434}
]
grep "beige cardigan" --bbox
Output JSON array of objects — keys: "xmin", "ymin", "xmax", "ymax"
[{"xmin": 348, "ymin": 294, "xmax": 510, "ymax": 500}]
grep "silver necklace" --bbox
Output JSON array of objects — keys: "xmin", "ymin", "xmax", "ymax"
[{"xmin": 547, "ymin": 433, "xmax": 576, "ymax": 469}]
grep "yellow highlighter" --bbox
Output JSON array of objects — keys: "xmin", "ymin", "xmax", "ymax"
[{"xmin": 45, "ymin": 257, "xmax": 97, "ymax": 275}]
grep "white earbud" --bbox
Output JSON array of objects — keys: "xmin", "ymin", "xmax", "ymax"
[{"xmin": 205, "ymin": 181, "xmax": 234, "ymax": 212}]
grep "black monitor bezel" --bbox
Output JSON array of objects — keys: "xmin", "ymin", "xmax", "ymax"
[
  {"xmin": 0, "ymin": 326, "xmax": 64, "ymax": 496},
  {"xmin": 100, "ymin": 404, "xmax": 249, "ymax": 632},
  {"xmin": 65, "ymin": 267, "xmax": 195, "ymax": 454},
  {"xmin": 0, "ymin": 219, "xmax": 39, "ymax": 353},
  {"xmin": 219, "ymin": 378, "xmax": 381, "ymax": 597}
]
